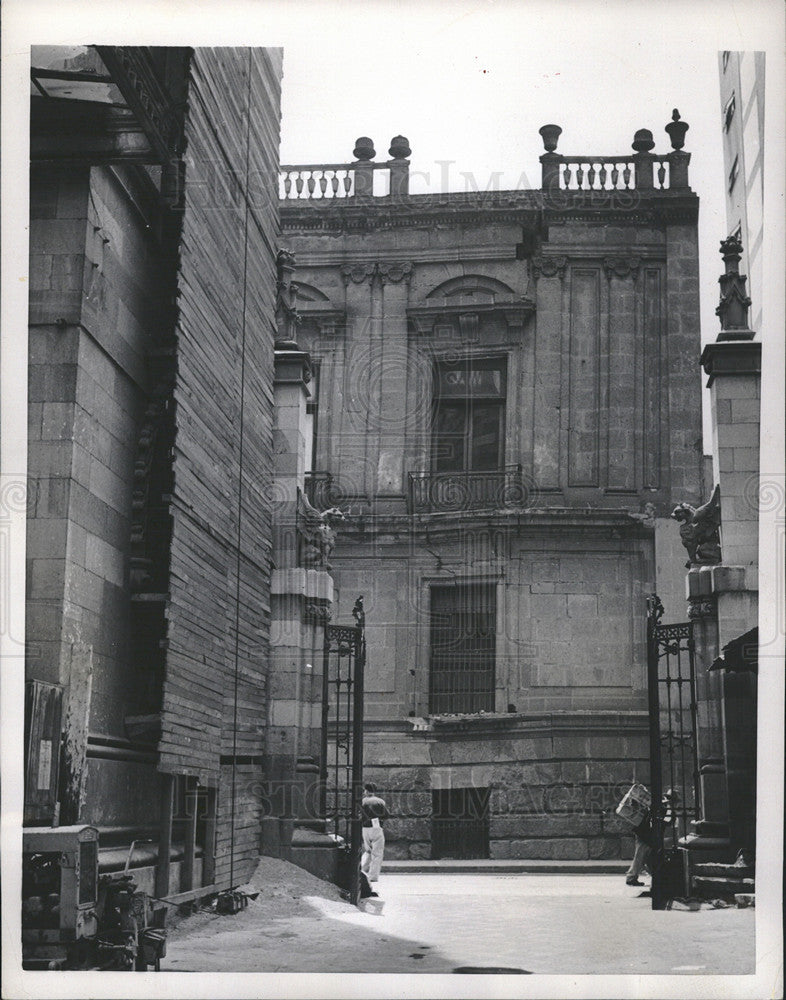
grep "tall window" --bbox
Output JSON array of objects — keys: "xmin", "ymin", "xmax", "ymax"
[
  {"xmin": 430, "ymin": 583, "xmax": 496, "ymax": 714},
  {"xmin": 432, "ymin": 358, "xmax": 506, "ymax": 473},
  {"xmin": 304, "ymin": 360, "xmax": 320, "ymax": 474}
]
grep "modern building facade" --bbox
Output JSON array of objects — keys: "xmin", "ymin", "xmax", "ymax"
[
  {"xmin": 718, "ymin": 50, "xmax": 765, "ymax": 334},
  {"xmin": 281, "ymin": 118, "xmax": 705, "ymax": 860}
]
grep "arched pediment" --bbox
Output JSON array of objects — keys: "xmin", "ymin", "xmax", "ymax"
[{"xmin": 424, "ymin": 274, "xmax": 517, "ymax": 305}]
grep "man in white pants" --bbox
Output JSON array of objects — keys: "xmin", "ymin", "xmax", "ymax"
[{"xmin": 361, "ymin": 782, "xmax": 388, "ymax": 883}]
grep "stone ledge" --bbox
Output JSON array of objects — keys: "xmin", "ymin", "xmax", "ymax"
[
  {"xmin": 711, "ymin": 564, "xmax": 747, "ymax": 594},
  {"xmin": 271, "ymin": 567, "xmax": 334, "ymax": 600}
]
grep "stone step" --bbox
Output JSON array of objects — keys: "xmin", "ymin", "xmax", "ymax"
[
  {"xmin": 693, "ymin": 862, "xmax": 754, "ymax": 879},
  {"xmin": 693, "ymin": 875, "xmax": 755, "ymax": 897},
  {"xmin": 382, "ymin": 859, "xmax": 629, "ymax": 874}
]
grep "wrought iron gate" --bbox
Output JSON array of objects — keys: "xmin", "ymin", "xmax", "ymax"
[
  {"xmin": 320, "ymin": 597, "xmax": 365, "ymax": 904},
  {"xmin": 646, "ymin": 594, "xmax": 700, "ymax": 909}
]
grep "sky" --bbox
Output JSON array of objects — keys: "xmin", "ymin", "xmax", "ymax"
[{"xmin": 273, "ymin": 3, "xmax": 735, "ymax": 448}]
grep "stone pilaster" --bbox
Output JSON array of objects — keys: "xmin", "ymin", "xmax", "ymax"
[{"xmin": 267, "ymin": 345, "xmax": 335, "ymax": 843}]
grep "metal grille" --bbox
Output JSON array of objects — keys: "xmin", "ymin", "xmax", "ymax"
[
  {"xmin": 646, "ymin": 594, "xmax": 699, "ymax": 909},
  {"xmin": 432, "ymin": 787, "xmax": 490, "ymax": 859},
  {"xmin": 408, "ymin": 466, "xmax": 528, "ymax": 514},
  {"xmin": 430, "ymin": 584, "xmax": 495, "ymax": 714},
  {"xmin": 78, "ymin": 839, "xmax": 98, "ymax": 905},
  {"xmin": 320, "ymin": 598, "xmax": 365, "ymax": 904}
]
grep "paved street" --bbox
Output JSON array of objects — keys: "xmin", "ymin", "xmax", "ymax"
[{"xmin": 163, "ymin": 867, "xmax": 755, "ymax": 975}]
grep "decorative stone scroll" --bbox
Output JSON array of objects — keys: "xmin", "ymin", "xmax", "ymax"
[
  {"xmin": 530, "ymin": 255, "xmax": 568, "ymax": 281},
  {"xmin": 602, "ymin": 256, "xmax": 642, "ymax": 279},
  {"xmin": 377, "ymin": 261, "xmax": 413, "ymax": 285},
  {"xmin": 687, "ymin": 597, "xmax": 716, "ymax": 621},
  {"xmin": 341, "ymin": 261, "xmax": 413, "ymax": 286},
  {"xmin": 303, "ymin": 601, "xmax": 332, "ymax": 625},
  {"xmin": 340, "ymin": 263, "xmax": 377, "ymax": 286}
]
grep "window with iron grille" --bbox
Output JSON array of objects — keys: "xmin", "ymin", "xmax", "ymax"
[
  {"xmin": 429, "ymin": 582, "xmax": 496, "ymax": 714},
  {"xmin": 431, "ymin": 786, "xmax": 490, "ymax": 859}
]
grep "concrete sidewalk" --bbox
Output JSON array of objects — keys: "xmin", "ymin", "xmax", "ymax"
[{"xmin": 163, "ymin": 860, "xmax": 755, "ymax": 976}]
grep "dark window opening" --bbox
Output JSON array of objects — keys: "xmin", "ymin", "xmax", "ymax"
[
  {"xmin": 432, "ymin": 357, "xmax": 506, "ymax": 473},
  {"xmin": 432, "ymin": 787, "xmax": 490, "ymax": 859},
  {"xmin": 728, "ymin": 155, "xmax": 739, "ymax": 193},
  {"xmin": 306, "ymin": 359, "xmax": 320, "ymax": 475},
  {"xmin": 430, "ymin": 582, "xmax": 496, "ymax": 715},
  {"xmin": 724, "ymin": 92, "xmax": 736, "ymax": 132}
]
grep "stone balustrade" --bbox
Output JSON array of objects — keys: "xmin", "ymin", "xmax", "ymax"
[
  {"xmin": 280, "ymin": 135, "xmax": 411, "ymax": 201},
  {"xmin": 539, "ymin": 110, "xmax": 691, "ymax": 193},
  {"xmin": 280, "ymin": 165, "xmax": 356, "ymax": 200},
  {"xmin": 280, "ymin": 112, "xmax": 691, "ymax": 204}
]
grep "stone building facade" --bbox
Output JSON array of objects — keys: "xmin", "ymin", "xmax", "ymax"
[
  {"xmin": 281, "ymin": 119, "xmax": 704, "ymax": 860},
  {"xmin": 25, "ymin": 46, "xmax": 330, "ymax": 898}
]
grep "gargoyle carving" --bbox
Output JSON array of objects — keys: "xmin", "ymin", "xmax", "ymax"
[
  {"xmin": 671, "ymin": 484, "xmax": 722, "ymax": 568},
  {"xmin": 298, "ymin": 493, "xmax": 345, "ymax": 569}
]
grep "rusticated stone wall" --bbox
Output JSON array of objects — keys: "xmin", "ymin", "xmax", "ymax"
[{"xmin": 360, "ymin": 716, "xmax": 648, "ymax": 861}]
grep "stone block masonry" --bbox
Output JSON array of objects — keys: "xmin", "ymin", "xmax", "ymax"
[{"xmin": 341, "ymin": 713, "xmax": 649, "ymax": 861}]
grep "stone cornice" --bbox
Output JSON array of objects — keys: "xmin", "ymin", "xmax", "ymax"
[
  {"xmin": 337, "ymin": 506, "xmax": 656, "ymax": 541},
  {"xmin": 281, "ymin": 191, "xmax": 698, "ymax": 234},
  {"xmin": 701, "ymin": 340, "xmax": 761, "ymax": 386},
  {"xmin": 355, "ymin": 710, "xmax": 649, "ymax": 738},
  {"xmin": 408, "ymin": 300, "xmax": 535, "ymax": 333}
]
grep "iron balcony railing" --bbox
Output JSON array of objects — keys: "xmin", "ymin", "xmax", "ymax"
[{"xmin": 408, "ymin": 465, "xmax": 528, "ymax": 514}]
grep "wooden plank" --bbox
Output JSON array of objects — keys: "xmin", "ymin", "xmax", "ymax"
[
  {"xmin": 24, "ymin": 680, "xmax": 64, "ymax": 825},
  {"xmin": 201, "ymin": 786, "xmax": 218, "ymax": 887},
  {"xmin": 181, "ymin": 781, "xmax": 198, "ymax": 892},
  {"xmin": 155, "ymin": 773, "xmax": 175, "ymax": 898}
]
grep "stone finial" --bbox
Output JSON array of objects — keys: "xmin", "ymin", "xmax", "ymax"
[
  {"xmin": 716, "ymin": 235, "xmax": 754, "ymax": 339},
  {"xmin": 665, "ymin": 108, "xmax": 689, "ymax": 150},
  {"xmin": 388, "ymin": 135, "xmax": 411, "ymax": 159},
  {"xmin": 538, "ymin": 124, "xmax": 562, "ymax": 152},
  {"xmin": 353, "ymin": 137, "xmax": 376, "ymax": 161},
  {"xmin": 720, "ymin": 233, "xmax": 743, "ymax": 269},
  {"xmin": 631, "ymin": 128, "xmax": 655, "ymax": 153}
]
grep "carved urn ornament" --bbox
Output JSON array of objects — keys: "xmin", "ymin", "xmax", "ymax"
[
  {"xmin": 353, "ymin": 137, "xmax": 376, "ymax": 161},
  {"xmin": 631, "ymin": 128, "xmax": 655, "ymax": 153},
  {"xmin": 388, "ymin": 135, "xmax": 411, "ymax": 159},
  {"xmin": 665, "ymin": 109, "xmax": 689, "ymax": 150},
  {"xmin": 538, "ymin": 124, "xmax": 562, "ymax": 152}
]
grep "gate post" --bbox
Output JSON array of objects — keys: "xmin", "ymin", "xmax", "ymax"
[
  {"xmin": 646, "ymin": 594, "xmax": 666, "ymax": 910},
  {"xmin": 349, "ymin": 597, "xmax": 366, "ymax": 905}
]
